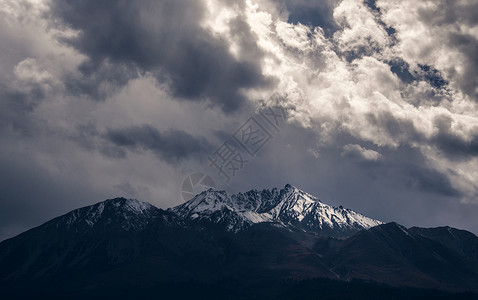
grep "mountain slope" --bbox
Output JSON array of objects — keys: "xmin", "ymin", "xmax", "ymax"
[
  {"xmin": 409, "ymin": 226, "xmax": 478, "ymax": 261},
  {"xmin": 0, "ymin": 198, "xmax": 168, "ymax": 284},
  {"xmin": 171, "ymin": 184, "xmax": 383, "ymax": 236},
  {"xmin": 316, "ymin": 222, "xmax": 478, "ymax": 291}
]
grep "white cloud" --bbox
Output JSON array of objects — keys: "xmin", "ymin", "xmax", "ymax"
[
  {"xmin": 14, "ymin": 58, "xmax": 55, "ymax": 89},
  {"xmin": 378, "ymin": 0, "xmax": 478, "ymax": 99},
  {"xmin": 341, "ymin": 144, "xmax": 383, "ymax": 161},
  {"xmin": 229, "ymin": 0, "xmax": 478, "ymax": 201},
  {"xmin": 333, "ymin": 0, "xmax": 391, "ymax": 54}
]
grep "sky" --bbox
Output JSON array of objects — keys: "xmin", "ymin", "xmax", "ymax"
[{"xmin": 1, "ymin": 0, "xmax": 478, "ymax": 241}]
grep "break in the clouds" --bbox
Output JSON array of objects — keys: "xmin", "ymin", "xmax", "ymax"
[{"xmin": 0, "ymin": 0, "xmax": 478, "ymax": 241}]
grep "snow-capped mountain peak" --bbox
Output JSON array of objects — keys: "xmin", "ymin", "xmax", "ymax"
[
  {"xmin": 171, "ymin": 185, "xmax": 383, "ymax": 236},
  {"xmin": 57, "ymin": 197, "xmax": 159, "ymax": 232},
  {"xmin": 106, "ymin": 197, "xmax": 155, "ymax": 214}
]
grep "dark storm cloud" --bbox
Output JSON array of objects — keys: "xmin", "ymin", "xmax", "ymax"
[
  {"xmin": 403, "ymin": 165, "xmax": 460, "ymax": 197},
  {"xmin": 365, "ymin": 111, "xmax": 425, "ymax": 143},
  {"xmin": 447, "ymin": 32, "xmax": 478, "ymax": 100},
  {"xmin": 355, "ymin": 146, "xmax": 460, "ymax": 197},
  {"xmin": 105, "ymin": 124, "xmax": 213, "ymax": 164},
  {"xmin": 48, "ymin": 0, "xmax": 272, "ymax": 112},
  {"xmin": 340, "ymin": 144, "xmax": 381, "ymax": 166},
  {"xmin": 63, "ymin": 60, "xmax": 135, "ymax": 101},
  {"xmin": 330, "ymin": 130, "xmax": 460, "ymax": 198},
  {"xmin": 432, "ymin": 115, "xmax": 478, "ymax": 160},
  {"xmin": 0, "ymin": 86, "xmax": 37, "ymax": 128},
  {"xmin": 0, "ymin": 150, "xmax": 104, "ymax": 242},
  {"xmin": 70, "ymin": 123, "xmax": 128, "ymax": 159},
  {"xmin": 383, "ymin": 146, "xmax": 461, "ymax": 197},
  {"xmin": 0, "ymin": 81, "xmax": 49, "ymax": 136},
  {"xmin": 417, "ymin": 0, "xmax": 478, "ymax": 27},
  {"xmin": 416, "ymin": 1, "xmax": 478, "ymax": 100}
]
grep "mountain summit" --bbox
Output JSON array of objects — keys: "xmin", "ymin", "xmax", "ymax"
[
  {"xmin": 58, "ymin": 197, "xmax": 160, "ymax": 232},
  {"xmin": 171, "ymin": 184, "xmax": 383, "ymax": 236}
]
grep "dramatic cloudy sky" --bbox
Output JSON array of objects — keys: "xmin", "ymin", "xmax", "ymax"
[{"xmin": 1, "ymin": 0, "xmax": 478, "ymax": 241}]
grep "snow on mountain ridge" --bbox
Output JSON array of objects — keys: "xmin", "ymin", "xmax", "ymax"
[
  {"xmin": 50, "ymin": 186, "xmax": 381, "ymax": 237},
  {"xmin": 58, "ymin": 197, "xmax": 158, "ymax": 231},
  {"xmin": 171, "ymin": 184, "xmax": 383, "ymax": 236},
  {"xmin": 109, "ymin": 198, "xmax": 155, "ymax": 214}
]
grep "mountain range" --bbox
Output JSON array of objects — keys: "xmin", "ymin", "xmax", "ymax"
[
  {"xmin": 171, "ymin": 184, "xmax": 382, "ymax": 235},
  {"xmin": 1, "ymin": 184, "xmax": 477, "ymax": 299}
]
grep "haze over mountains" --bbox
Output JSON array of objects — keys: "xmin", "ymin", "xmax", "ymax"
[{"xmin": 1, "ymin": 185, "xmax": 477, "ymax": 299}]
